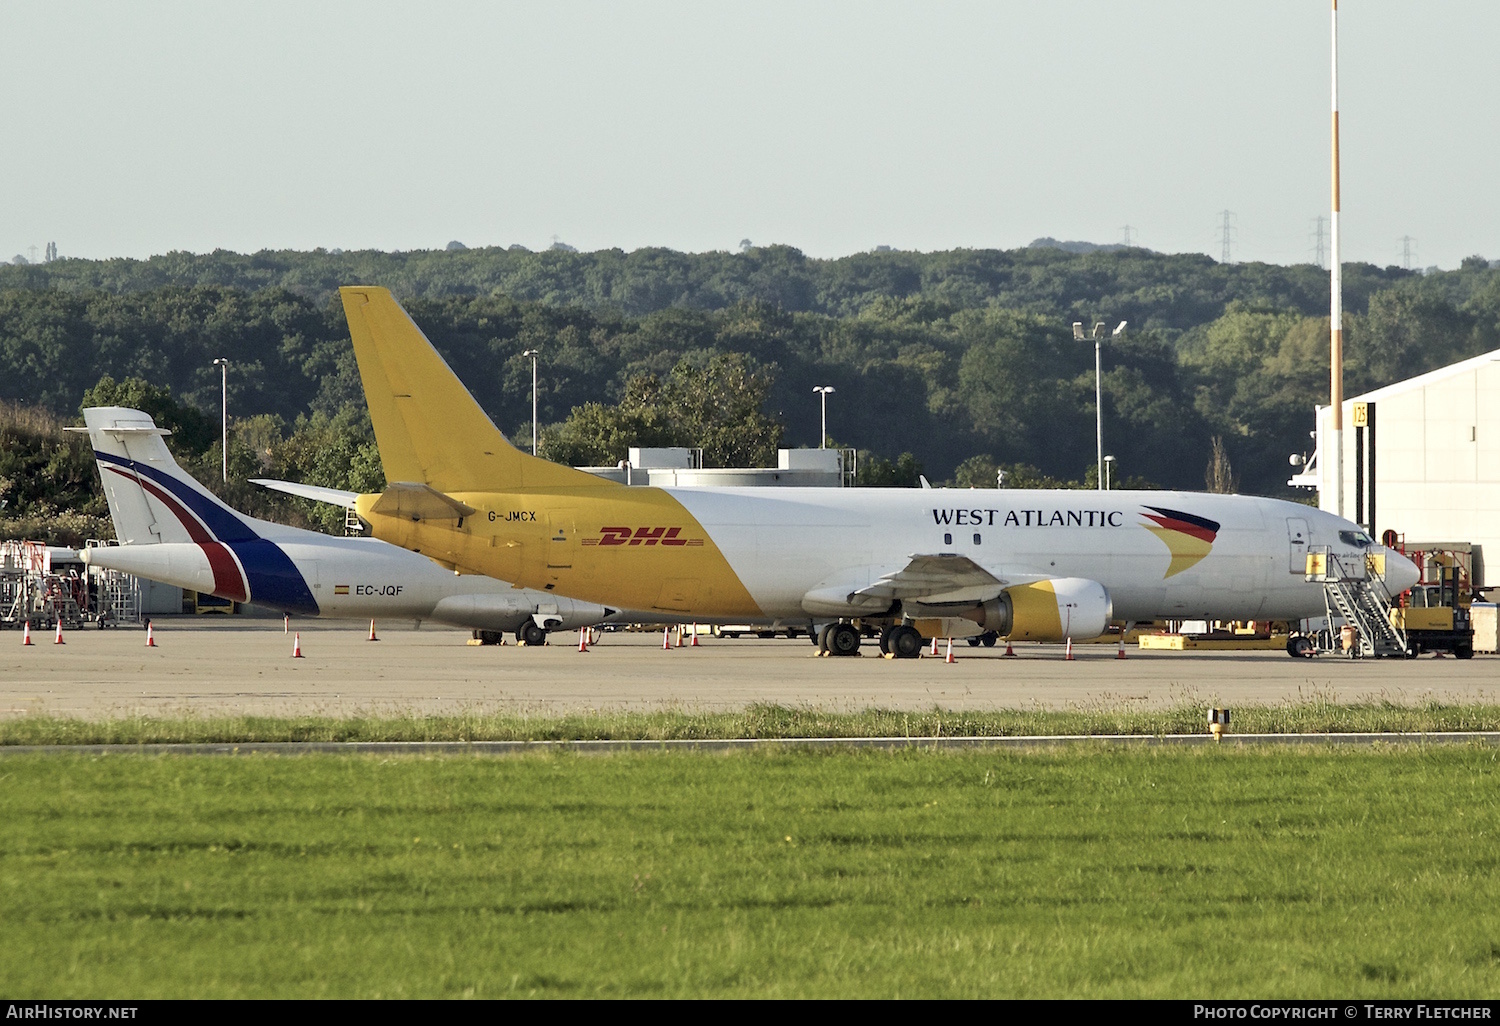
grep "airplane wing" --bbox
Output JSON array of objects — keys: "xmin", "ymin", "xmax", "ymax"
[
  {"xmin": 251, "ymin": 479, "xmax": 359, "ymax": 509},
  {"xmin": 853, "ymin": 554, "xmax": 1012, "ymax": 605},
  {"xmin": 803, "ymin": 554, "xmax": 1052, "ymax": 616}
]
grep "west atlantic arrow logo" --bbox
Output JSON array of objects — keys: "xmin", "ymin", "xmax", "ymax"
[{"xmin": 1141, "ymin": 506, "xmax": 1221, "ymax": 578}]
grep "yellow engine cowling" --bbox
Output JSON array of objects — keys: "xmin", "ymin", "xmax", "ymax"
[{"xmin": 965, "ymin": 578, "xmax": 1112, "ymax": 642}]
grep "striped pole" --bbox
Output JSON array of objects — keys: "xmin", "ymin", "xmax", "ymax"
[{"xmin": 1325, "ymin": 0, "xmax": 1345, "ymax": 518}]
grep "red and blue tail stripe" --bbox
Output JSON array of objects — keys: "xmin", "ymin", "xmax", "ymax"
[{"xmin": 96, "ymin": 450, "xmax": 320, "ymax": 615}]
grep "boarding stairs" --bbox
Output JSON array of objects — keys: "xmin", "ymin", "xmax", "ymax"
[{"xmin": 1305, "ymin": 546, "xmax": 1409, "ymax": 658}]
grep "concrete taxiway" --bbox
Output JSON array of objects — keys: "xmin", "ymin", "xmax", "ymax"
[{"xmin": 2, "ymin": 619, "xmax": 1496, "ymax": 720}]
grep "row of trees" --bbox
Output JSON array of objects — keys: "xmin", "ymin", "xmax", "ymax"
[
  {"xmin": 5, "ymin": 242, "xmax": 1471, "ymax": 326},
  {"xmin": 1, "ymin": 245, "xmax": 1497, "ymax": 541}
]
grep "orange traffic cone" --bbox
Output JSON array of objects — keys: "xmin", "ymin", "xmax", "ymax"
[
  {"xmin": 577, "ymin": 627, "xmax": 590, "ymax": 652},
  {"xmin": 54, "ymin": 622, "xmax": 65, "ymax": 645},
  {"xmin": 145, "ymin": 621, "xmax": 157, "ymax": 648},
  {"xmin": 675, "ymin": 626, "xmax": 684, "ymax": 648},
  {"xmin": 1115, "ymin": 634, "xmax": 1127, "ymax": 660},
  {"xmin": 367, "ymin": 619, "xmax": 379, "ymax": 642},
  {"xmin": 284, "ymin": 614, "xmax": 290, "ymax": 634},
  {"xmin": 690, "ymin": 623, "xmax": 700, "ymax": 647},
  {"xmin": 945, "ymin": 637, "xmax": 956, "ymax": 664},
  {"xmin": 22, "ymin": 621, "xmax": 33, "ymax": 646},
  {"xmin": 1064, "ymin": 637, "xmax": 1075, "ymax": 661},
  {"xmin": 1003, "ymin": 638, "xmax": 1016, "ymax": 657},
  {"xmin": 662, "ymin": 626, "xmax": 671, "ymax": 650},
  {"xmin": 292, "ymin": 632, "xmax": 304, "ymax": 658},
  {"xmin": 929, "ymin": 636, "xmax": 938, "ymax": 657}
]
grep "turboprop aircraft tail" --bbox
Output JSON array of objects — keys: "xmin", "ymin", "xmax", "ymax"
[
  {"xmin": 79, "ymin": 406, "xmax": 320, "ymax": 612},
  {"xmin": 339, "ymin": 286, "xmax": 607, "ymax": 494},
  {"xmin": 79, "ymin": 406, "xmax": 236, "ymax": 545}
]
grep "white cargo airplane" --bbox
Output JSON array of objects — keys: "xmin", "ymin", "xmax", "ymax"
[
  {"xmin": 335, "ymin": 286, "xmax": 1422, "ymax": 659},
  {"xmin": 77, "ymin": 406, "xmax": 616, "ymax": 644}
]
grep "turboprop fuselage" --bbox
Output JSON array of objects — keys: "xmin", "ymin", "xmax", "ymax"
[{"xmin": 82, "ymin": 533, "xmax": 611, "ymax": 633}]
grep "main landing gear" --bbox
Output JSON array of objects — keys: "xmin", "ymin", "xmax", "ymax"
[
  {"xmin": 814, "ymin": 621, "xmax": 926, "ymax": 658},
  {"xmin": 879, "ymin": 624, "xmax": 924, "ymax": 659},
  {"xmin": 817, "ymin": 622, "xmax": 862, "ymax": 657},
  {"xmin": 517, "ymin": 621, "xmax": 548, "ymax": 646}
]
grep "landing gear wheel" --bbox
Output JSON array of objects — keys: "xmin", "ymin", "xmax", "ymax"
[
  {"xmin": 981, "ymin": 632, "xmax": 998, "ymax": 648},
  {"xmin": 966, "ymin": 636, "xmax": 982, "ymax": 648},
  {"xmin": 878, "ymin": 625, "xmax": 894, "ymax": 655},
  {"xmin": 817, "ymin": 623, "xmax": 835, "ymax": 652},
  {"xmin": 827, "ymin": 622, "xmax": 861, "ymax": 657},
  {"xmin": 889, "ymin": 625, "xmax": 923, "ymax": 659},
  {"xmin": 518, "ymin": 621, "xmax": 547, "ymax": 647},
  {"xmin": 1286, "ymin": 635, "xmax": 1315, "ymax": 658}
]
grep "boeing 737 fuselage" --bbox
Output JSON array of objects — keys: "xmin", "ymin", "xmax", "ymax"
[{"xmin": 337, "ymin": 287, "xmax": 1421, "ymax": 658}]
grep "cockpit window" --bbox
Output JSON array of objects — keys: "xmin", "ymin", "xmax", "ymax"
[{"xmin": 1339, "ymin": 529, "xmax": 1373, "ymax": 548}]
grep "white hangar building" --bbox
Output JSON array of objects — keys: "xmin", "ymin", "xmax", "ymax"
[{"xmin": 1296, "ymin": 347, "xmax": 1500, "ymax": 586}]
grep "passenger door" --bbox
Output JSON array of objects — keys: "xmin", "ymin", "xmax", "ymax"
[{"xmin": 1287, "ymin": 518, "xmax": 1309, "ymax": 575}]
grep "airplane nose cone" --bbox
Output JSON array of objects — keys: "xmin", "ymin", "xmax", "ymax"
[{"xmin": 1385, "ymin": 548, "xmax": 1420, "ymax": 595}]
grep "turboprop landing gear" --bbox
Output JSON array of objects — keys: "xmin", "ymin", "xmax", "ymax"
[
  {"xmin": 1286, "ymin": 635, "xmax": 1315, "ymax": 658},
  {"xmin": 517, "ymin": 621, "xmax": 547, "ymax": 646}
]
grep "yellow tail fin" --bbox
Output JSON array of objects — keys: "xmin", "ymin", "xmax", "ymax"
[{"xmin": 339, "ymin": 286, "xmax": 609, "ymax": 493}]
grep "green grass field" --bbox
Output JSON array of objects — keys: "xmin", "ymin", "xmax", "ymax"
[
  {"xmin": 3, "ymin": 746, "xmax": 1499, "ymax": 998},
  {"xmin": 5, "ymin": 698, "xmax": 1500, "ymax": 745}
]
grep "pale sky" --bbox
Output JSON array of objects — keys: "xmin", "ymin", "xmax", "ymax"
[{"xmin": 3, "ymin": 1, "xmax": 1496, "ymax": 270}]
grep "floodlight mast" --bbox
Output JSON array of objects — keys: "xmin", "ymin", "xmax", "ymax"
[
  {"xmin": 813, "ymin": 386, "xmax": 836, "ymax": 448},
  {"xmin": 522, "ymin": 349, "xmax": 540, "ymax": 456},
  {"xmin": 211, "ymin": 358, "xmax": 229, "ymax": 482},
  {"xmin": 1075, "ymin": 320, "xmax": 1126, "ymax": 490}
]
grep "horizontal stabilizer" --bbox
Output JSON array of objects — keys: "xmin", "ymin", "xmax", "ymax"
[
  {"xmin": 66, "ymin": 422, "xmax": 170, "ymax": 437},
  {"xmin": 250, "ymin": 478, "xmax": 359, "ymax": 509},
  {"xmin": 369, "ymin": 481, "xmax": 477, "ymax": 521}
]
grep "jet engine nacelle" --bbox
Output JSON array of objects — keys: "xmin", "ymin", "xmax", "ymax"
[{"xmin": 966, "ymin": 578, "xmax": 1112, "ymax": 643}]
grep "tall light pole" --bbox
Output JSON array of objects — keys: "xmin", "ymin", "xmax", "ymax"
[
  {"xmin": 522, "ymin": 349, "xmax": 540, "ymax": 456},
  {"xmin": 211, "ymin": 358, "xmax": 229, "ymax": 482},
  {"xmin": 1073, "ymin": 320, "xmax": 1126, "ymax": 490},
  {"xmin": 1325, "ymin": 0, "xmax": 1345, "ymax": 517},
  {"xmin": 813, "ymin": 386, "xmax": 835, "ymax": 448}
]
